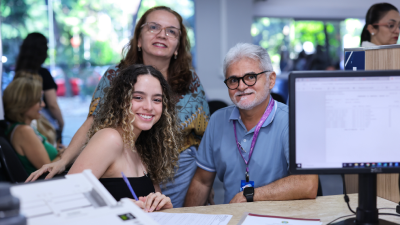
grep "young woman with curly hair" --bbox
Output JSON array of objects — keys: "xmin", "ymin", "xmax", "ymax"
[
  {"xmin": 68, "ymin": 65, "xmax": 180, "ymax": 211},
  {"xmin": 28, "ymin": 6, "xmax": 210, "ymax": 208}
]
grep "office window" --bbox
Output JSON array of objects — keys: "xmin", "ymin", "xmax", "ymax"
[{"xmin": 252, "ymin": 18, "xmax": 372, "ymax": 74}]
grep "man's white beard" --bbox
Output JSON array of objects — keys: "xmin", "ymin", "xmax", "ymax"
[{"xmin": 231, "ymin": 86, "xmax": 270, "ymax": 110}]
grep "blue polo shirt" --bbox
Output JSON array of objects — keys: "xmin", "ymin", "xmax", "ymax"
[{"xmin": 196, "ymin": 100, "xmax": 289, "ymax": 203}]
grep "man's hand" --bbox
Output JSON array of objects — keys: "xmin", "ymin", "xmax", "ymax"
[
  {"xmin": 229, "ymin": 192, "xmax": 247, "ymax": 204},
  {"xmin": 206, "ymin": 188, "xmax": 215, "ymax": 205},
  {"xmin": 184, "ymin": 168, "xmax": 216, "ymax": 207}
]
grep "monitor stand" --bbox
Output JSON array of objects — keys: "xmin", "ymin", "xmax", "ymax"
[{"xmin": 333, "ymin": 174, "xmax": 397, "ymax": 225}]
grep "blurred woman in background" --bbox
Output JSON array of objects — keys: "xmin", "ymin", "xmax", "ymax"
[
  {"xmin": 13, "ymin": 71, "xmax": 57, "ymax": 146},
  {"xmin": 360, "ymin": 3, "xmax": 400, "ymax": 47},
  {"xmin": 3, "ymin": 76, "xmax": 60, "ymax": 174},
  {"xmin": 15, "ymin": 32, "xmax": 64, "ymax": 143}
]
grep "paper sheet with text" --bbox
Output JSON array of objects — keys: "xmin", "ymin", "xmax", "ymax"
[
  {"xmin": 240, "ymin": 213, "xmax": 322, "ymax": 225},
  {"xmin": 149, "ymin": 212, "xmax": 232, "ymax": 225}
]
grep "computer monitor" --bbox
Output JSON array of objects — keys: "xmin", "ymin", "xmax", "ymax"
[{"xmin": 289, "ymin": 70, "xmax": 400, "ymax": 225}]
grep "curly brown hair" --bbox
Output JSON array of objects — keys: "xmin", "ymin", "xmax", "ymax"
[
  {"xmin": 119, "ymin": 6, "xmax": 193, "ymax": 95},
  {"xmin": 87, "ymin": 64, "xmax": 181, "ymax": 184}
]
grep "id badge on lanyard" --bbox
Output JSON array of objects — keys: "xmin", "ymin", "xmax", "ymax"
[{"xmin": 234, "ymin": 98, "xmax": 274, "ymax": 191}]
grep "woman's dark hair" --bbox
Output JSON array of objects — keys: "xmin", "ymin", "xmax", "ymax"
[
  {"xmin": 120, "ymin": 6, "xmax": 193, "ymax": 95},
  {"xmin": 15, "ymin": 32, "xmax": 48, "ymax": 72},
  {"xmin": 360, "ymin": 3, "xmax": 399, "ymax": 46},
  {"xmin": 87, "ymin": 64, "xmax": 181, "ymax": 184}
]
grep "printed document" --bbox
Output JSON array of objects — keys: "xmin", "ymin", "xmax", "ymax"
[
  {"xmin": 149, "ymin": 212, "xmax": 232, "ymax": 225},
  {"xmin": 239, "ymin": 213, "xmax": 322, "ymax": 225}
]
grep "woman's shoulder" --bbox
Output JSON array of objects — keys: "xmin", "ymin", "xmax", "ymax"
[
  {"xmin": 14, "ymin": 124, "xmax": 34, "ymax": 135},
  {"xmin": 103, "ymin": 64, "xmax": 122, "ymax": 82},
  {"xmin": 93, "ymin": 128, "xmax": 122, "ymax": 140},
  {"xmin": 38, "ymin": 67, "xmax": 51, "ymax": 76},
  {"xmin": 89, "ymin": 128, "xmax": 124, "ymax": 150},
  {"xmin": 187, "ymin": 70, "xmax": 205, "ymax": 94},
  {"xmin": 12, "ymin": 124, "xmax": 37, "ymax": 142},
  {"xmin": 94, "ymin": 64, "xmax": 121, "ymax": 93}
]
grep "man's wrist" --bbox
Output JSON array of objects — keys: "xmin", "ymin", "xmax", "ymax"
[{"xmin": 243, "ymin": 187, "xmax": 254, "ymax": 202}]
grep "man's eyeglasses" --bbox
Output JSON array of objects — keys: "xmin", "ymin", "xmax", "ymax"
[
  {"xmin": 224, "ymin": 71, "xmax": 270, "ymax": 90},
  {"xmin": 372, "ymin": 22, "xmax": 400, "ymax": 32},
  {"xmin": 141, "ymin": 22, "xmax": 181, "ymax": 39}
]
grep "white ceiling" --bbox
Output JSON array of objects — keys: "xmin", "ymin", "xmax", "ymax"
[{"xmin": 253, "ymin": 0, "xmax": 400, "ymax": 19}]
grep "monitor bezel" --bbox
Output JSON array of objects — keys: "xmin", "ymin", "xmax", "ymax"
[{"xmin": 289, "ymin": 70, "xmax": 400, "ymax": 174}]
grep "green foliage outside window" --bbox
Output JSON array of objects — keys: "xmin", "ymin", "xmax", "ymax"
[
  {"xmin": 252, "ymin": 17, "xmax": 359, "ymax": 73},
  {"xmin": 1, "ymin": 0, "xmax": 195, "ymax": 70},
  {"xmin": 1, "ymin": 0, "xmax": 195, "ymax": 96}
]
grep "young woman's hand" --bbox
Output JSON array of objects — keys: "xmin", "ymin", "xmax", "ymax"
[
  {"xmin": 131, "ymin": 192, "xmax": 173, "ymax": 212},
  {"xmin": 25, "ymin": 159, "xmax": 67, "ymax": 182}
]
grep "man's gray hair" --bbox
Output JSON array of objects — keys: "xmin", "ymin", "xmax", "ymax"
[{"xmin": 223, "ymin": 43, "xmax": 273, "ymax": 77}]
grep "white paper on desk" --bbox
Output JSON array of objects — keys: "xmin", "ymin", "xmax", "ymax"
[
  {"xmin": 149, "ymin": 212, "xmax": 232, "ymax": 225},
  {"xmin": 240, "ymin": 213, "xmax": 322, "ymax": 225}
]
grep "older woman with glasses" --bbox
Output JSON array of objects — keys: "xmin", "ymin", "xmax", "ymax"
[
  {"xmin": 360, "ymin": 3, "xmax": 400, "ymax": 47},
  {"xmin": 27, "ymin": 6, "xmax": 210, "ymax": 208}
]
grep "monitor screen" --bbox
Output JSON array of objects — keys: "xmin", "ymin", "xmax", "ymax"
[{"xmin": 289, "ymin": 70, "xmax": 400, "ymax": 174}]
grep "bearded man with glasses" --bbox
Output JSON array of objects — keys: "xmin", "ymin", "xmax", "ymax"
[{"xmin": 184, "ymin": 43, "xmax": 318, "ymax": 206}]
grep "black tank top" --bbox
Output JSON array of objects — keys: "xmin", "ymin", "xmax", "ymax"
[{"xmin": 99, "ymin": 175, "xmax": 155, "ymax": 201}]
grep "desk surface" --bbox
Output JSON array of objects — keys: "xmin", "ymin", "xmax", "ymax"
[{"xmin": 163, "ymin": 194, "xmax": 400, "ymax": 225}]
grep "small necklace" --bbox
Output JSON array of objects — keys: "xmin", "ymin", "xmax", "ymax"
[
  {"xmin": 133, "ymin": 146, "xmax": 148, "ymax": 177},
  {"xmin": 141, "ymin": 163, "xmax": 148, "ymax": 177}
]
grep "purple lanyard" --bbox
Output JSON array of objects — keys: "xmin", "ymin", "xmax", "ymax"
[{"xmin": 233, "ymin": 98, "xmax": 275, "ymax": 181}]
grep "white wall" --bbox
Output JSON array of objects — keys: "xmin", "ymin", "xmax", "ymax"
[{"xmin": 195, "ymin": 0, "xmax": 252, "ymax": 103}]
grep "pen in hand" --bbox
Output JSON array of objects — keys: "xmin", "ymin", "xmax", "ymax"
[{"xmin": 121, "ymin": 172, "xmax": 139, "ymax": 201}]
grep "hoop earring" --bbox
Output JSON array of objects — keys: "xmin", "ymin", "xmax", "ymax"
[
  {"xmin": 174, "ymin": 54, "xmax": 177, "ymax": 59},
  {"xmin": 138, "ymin": 46, "xmax": 141, "ymax": 51}
]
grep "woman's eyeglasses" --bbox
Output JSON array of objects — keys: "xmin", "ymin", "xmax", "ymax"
[
  {"xmin": 224, "ymin": 71, "xmax": 270, "ymax": 90},
  {"xmin": 372, "ymin": 22, "xmax": 400, "ymax": 32},
  {"xmin": 141, "ymin": 22, "xmax": 181, "ymax": 39}
]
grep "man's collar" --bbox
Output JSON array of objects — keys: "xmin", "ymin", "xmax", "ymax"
[
  {"xmin": 228, "ymin": 107, "xmax": 241, "ymax": 121},
  {"xmin": 229, "ymin": 99, "xmax": 277, "ymax": 130}
]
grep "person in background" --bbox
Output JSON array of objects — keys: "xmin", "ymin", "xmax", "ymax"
[
  {"xmin": 360, "ymin": 3, "xmax": 400, "ymax": 47},
  {"xmin": 3, "ymin": 76, "xmax": 60, "ymax": 174},
  {"xmin": 15, "ymin": 32, "xmax": 64, "ymax": 143},
  {"xmin": 13, "ymin": 71, "xmax": 57, "ymax": 147},
  {"xmin": 68, "ymin": 65, "xmax": 179, "ymax": 212},
  {"xmin": 184, "ymin": 43, "xmax": 318, "ymax": 206},
  {"xmin": 27, "ymin": 6, "xmax": 210, "ymax": 208}
]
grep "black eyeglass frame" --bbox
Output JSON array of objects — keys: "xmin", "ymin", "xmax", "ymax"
[{"xmin": 223, "ymin": 70, "xmax": 271, "ymax": 90}]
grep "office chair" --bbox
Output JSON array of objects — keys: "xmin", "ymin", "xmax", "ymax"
[
  {"xmin": 317, "ymin": 177, "xmax": 323, "ymax": 196},
  {"xmin": 208, "ymin": 100, "xmax": 228, "ymax": 115},
  {"xmin": 0, "ymin": 136, "xmax": 28, "ymax": 183}
]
